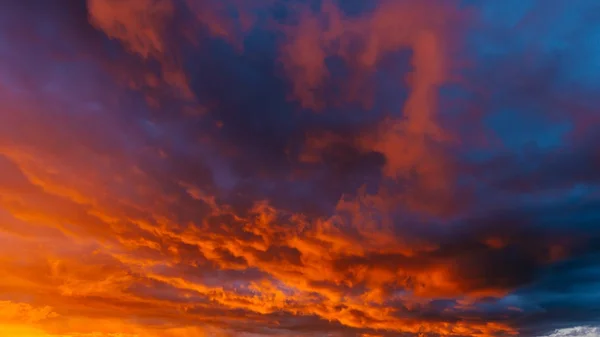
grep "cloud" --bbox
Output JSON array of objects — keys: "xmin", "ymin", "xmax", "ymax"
[
  {"xmin": 1, "ymin": 0, "xmax": 599, "ymax": 336},
  {"xmin": 87, "ymin": 0, "xmax": 174, "ymax": 58},
  {"xmin": 0, "ymin": 301, "xmax": 58, "ymax": 324},
  {"xmin": 543, "ymin": 326, "xmax": 600, "ymax": 337},
  {"xmin": 277, "ymin": 0, "xmax": 465, "ymax": 109}
]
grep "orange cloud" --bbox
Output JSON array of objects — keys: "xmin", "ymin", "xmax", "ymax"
[
  {"xmin": 87, "ymin": 0, "xmax": 193, "ymax": 99},
  {"xmin": 87, "ymin": 0, "xmax": 174, "ymax": 58},
  {"xmin": 1, "ymin": 0, "xmax": 572, "ymax": 336},
  {"xmin": 278, "ymin": 0, "xmax": 464, "ymax": 109},
  {"xmin": 284, "ymin": 1, "xmax": 467, "ymax": 215},
  {"xmin": 0, "ymin": 146, "xmax": 515, "ymax": 335}
]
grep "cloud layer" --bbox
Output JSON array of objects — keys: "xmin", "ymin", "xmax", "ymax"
[{"xmin": 1, "ymin": 0, "xmax": 600, "ymax": 336}]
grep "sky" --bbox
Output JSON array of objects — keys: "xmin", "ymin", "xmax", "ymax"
[{"xmin": 0, "ymin": 0, "xmax": 600, "ymax": 336}]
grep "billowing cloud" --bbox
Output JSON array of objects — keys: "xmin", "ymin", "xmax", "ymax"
[{"xmin": 1, "ymin": 0, "xmax": 599, "ymax": 336}]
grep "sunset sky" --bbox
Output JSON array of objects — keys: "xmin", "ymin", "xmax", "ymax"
[{"xmin": 1, "ymin": 0, "xmax": 600, "ymax": 336}]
